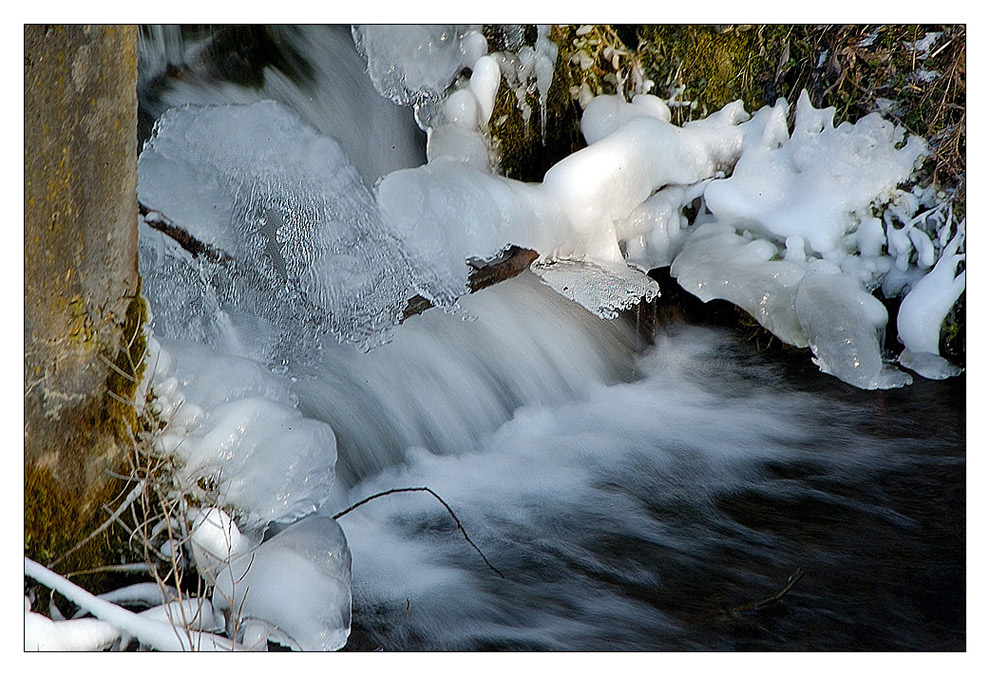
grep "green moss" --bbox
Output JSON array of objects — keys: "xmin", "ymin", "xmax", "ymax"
[
  {"xmin": 25, "ymin": 288, "xmax": 150, "ymax": 594},
  {"xmin": 635, "ymin": 25, "xmax": 792, "ymax": 122}
]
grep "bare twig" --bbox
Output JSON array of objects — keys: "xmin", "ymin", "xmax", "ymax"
[
  {"xmin": 689, "ymin": 568, "xmax": 805, "ymax": 622},
  {"xmin": 334, "ymin": 487, "xmax": 505, "ymax": 579}
]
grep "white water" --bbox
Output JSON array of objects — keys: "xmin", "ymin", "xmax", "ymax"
[
  {"xmin": 117, "ymin": 25, "xmax": 966, "ymax": 651},
  {"xmin": 330, "ymin": 323, "xmax": 964, "ymax": 650}
]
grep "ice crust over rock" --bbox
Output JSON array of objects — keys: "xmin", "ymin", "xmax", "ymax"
[
  {"xmin": 704, "ymin": 92, "xmax": 927, "ymax": 259},
  {"xmin": 146, "ymin": 337, "xmax": 338, "ymax": 529},
  {"xmin": 189, "ymin": 509, "xmax": 352, "ymax": 651}
]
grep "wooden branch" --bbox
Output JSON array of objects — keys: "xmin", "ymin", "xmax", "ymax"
[
  {"xmin": 139, "ymin": 203, "xmax": 234, "ymax": 264},
  {"xmin": 402, "ymin": 246, "xmax": 539, "ymax": 320},
  {"xmin": 468, "ymin": 246, "xmax": 539, "ymax": 293},
  {"xmin": 333, "ymin": 486, "xmax": 505, "ymax": 579},
  {"xmin": 689, "ymin": 568, "xmax": 805, "ymax": 622},
  {"xmin": 140, "ymin": 202, "xmax": 538, "ymax": 321}
]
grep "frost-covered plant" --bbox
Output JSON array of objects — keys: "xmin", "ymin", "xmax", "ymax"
[{"xmin": 566, "ymin": 25, "xmax": 654, "ymax": 108}]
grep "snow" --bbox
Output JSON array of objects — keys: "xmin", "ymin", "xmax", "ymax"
[
  {"xmin": 25, "ymin": 558, "xmax": 242, "ymax": 651},
  {"xmin": 25, "ymin": 608, "xmax": 121, "ymax": 651}
]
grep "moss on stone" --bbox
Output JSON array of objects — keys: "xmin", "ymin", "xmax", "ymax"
[{"xmin": 636, "ymin": 25, "xmax": 792, "ymax": 121}]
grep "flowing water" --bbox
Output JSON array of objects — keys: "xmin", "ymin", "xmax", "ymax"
[{"xmin": 138, "ymin": 25, "xmax": 966, "ymax": 651}]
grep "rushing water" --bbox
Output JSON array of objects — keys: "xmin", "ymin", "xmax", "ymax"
[
  {"xmin": 329, "ymin": 298, "xmax": 965, "ymax": 651},
  {"xmin": 138, "ymin": 25, "xmax": 966, "ymax": 651}
]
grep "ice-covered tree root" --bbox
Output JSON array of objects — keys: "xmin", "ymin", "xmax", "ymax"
[
  {"xmin": 25, "ymin": 557, "xmax": 244, "ymax": 651},
  {"xmin": 333, "ymin": 486, "xmax": 505, "ymax": 579}
]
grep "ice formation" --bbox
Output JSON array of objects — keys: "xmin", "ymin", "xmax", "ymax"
[
  {"xmin": 139, "ymin": 26, "xmax": 963, "ymax": 388},
  {"xmin": 138, "ymin": 100, "xmax": 451, "ymax": 361},
  {"xmin": 144, "ymin": 336, "xmax": 338, "ymax": 529},
  {"xmin": 189, "ymin": 509, "xmax": 352, "ymax": 650},
  {"xmin": 140, "ymin": 25, "xmax": 424, "ymax": 186},
  {"xmin": 351, "ymin": 25, "xmax": 486, "ymax": 110},
  {"xmin": 129, "ymin": 336, "xmax": 354, "ymax": 649}
]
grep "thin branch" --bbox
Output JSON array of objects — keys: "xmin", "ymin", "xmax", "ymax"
[
  {"xmin": 100, "ymin": 353, "xmax": 138, "ymax": 384},
  {"xmin": 333, "ymin": 487, "xmax": 505, "ymax": 579},
  {"xmin": 139, "ymin": 202, "xmax": 234, "ymax": 264},
  {"xmin": 689, "ymin": 568, "xmax": 805, "ymax": 622},
  {"xmin": 66, "ymin": 563, "xmax": 155, "ymax": 579}
]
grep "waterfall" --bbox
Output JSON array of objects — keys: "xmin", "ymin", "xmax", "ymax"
[{"xmin": 130, "ymin": 25, "xmax": 964, "ymax": 652}]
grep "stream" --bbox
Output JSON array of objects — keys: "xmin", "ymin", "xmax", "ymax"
[{"xmin": 137, "ymin": 25, "xmax": 966, "ymax": 651}]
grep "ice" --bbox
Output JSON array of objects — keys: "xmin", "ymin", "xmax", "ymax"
[
  {"xmin": 192, "ymin": 512, "xmax": 352, "ymax": 651},
  {"xmin": 141, "ymin": 26, "xmax": 424, "ymax": 186},
  {"xmin": 149, "ymin": 338, "xmax": 338, "ymax": 529},
  {"xmin": 25, "ymin": 558, "xmax": 240, "ymax": 651},
  {"xmin": 580, "ymin": 94, "xmax": 671, "ymax": 144},
  {"xmin": 896, "ymin": 223, "xmax": 965, "ymax": 379},
  {"xmin": 531, "ymin": 258, "xmax": 659, "ymax": 319},
  {"xmin": 616, "ymin": 183, "xmax": 701, "ymax": 271},
  {"xmin": 380, "ymin": 97, "xmax": 747, "ymax": 319},
  {"xmin": 795, "ymin": 262, "xmax": 912, "ymax": 390},
  {"xmin": 425, "ymin": 54, "xmax": 502, "ymax": 170},
  {"xmin": 377, "ymin": 160, "xmax": 560, "ymax": 297},
  {"xmin": 138, "ymin": 100, "xmax": 442, "ymax": 361},
  {"xmin": 139, "ymin": 32, "xmax": 962, "ymax": 393},
  {"xmin": 544, "ymin": 100, "xmax": 747, "ymax": 262},
  {"xmin": 704, "ymin": 91, "xmax": 927, "ymax": 258},
  {"xmin": 671, "ymin": 223, "xmax": 808, "ymax": 347},
  {"xmin": 533, "ymin": 25, "xmax": 559, "ymax": 141},
  {"xmin": 352, "ymin": 25, "xmax": 482, "ymax": 108}
]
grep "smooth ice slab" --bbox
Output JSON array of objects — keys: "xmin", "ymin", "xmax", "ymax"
[
  {"xmin": 671, "ymin": 223, "xmax": 808, "ymax": 348},
  {"xmin": 795, "ymin": 263, "xmax": 912, "ymax": 390},
  {"xmin": 138, "ymin": 100, "xmax": 439, "ymax": 357}
]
